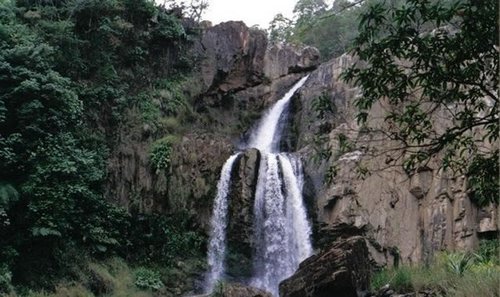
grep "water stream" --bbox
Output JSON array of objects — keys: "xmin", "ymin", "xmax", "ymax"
[{"xmin": 204, "ymin": 76, "xmax": 312, "ymax": 296}]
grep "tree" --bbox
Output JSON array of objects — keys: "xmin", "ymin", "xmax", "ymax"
[
  {"xmin": 293, "ymin": 0, "xmax": 327, "ymax": 27},
  {"xmin": 343, "ymin": 0, "xmax": 498, "ymax": 205},
  {"xmin": 269, "ymin": 0, "xmax": 366, "ymax": 60},
  {"xmin": 268, "ymin": 13, "xmax": 293, "ymax": 43}
]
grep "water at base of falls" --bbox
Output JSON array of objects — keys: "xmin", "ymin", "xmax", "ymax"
[
  {"xmin": 250, "ymin": 153, "xmax": 312, "ymax": 296},
  {"xmin": 204, "ymin": 76, "xmax": 312, "ymax": 296}
]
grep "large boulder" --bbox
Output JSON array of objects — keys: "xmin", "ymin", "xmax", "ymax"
[
  {"xmin": 200, "ymin": 21, "xmax": 268, "ymax": 94},
  {"xmin": 279, "ymin": 236, "xmax": 371, "ymax": 297}
]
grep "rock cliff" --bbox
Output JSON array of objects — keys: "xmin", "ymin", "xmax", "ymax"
[
  {"xmin": 104, "ymin": 21, "xmax": 319, "ymax": 229},
  {"xmin": 291, "ymin": 54, "xmax": 499, "ymax": 266}
]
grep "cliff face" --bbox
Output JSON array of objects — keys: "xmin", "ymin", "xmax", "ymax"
[
  {"xmin": 104, "ymin": 20, "xmax": 497, "ymax": 268},
  {"xmin": 292, "ymin": 55, "xmax": 499, "ymax": 266},
  {"xmin": 104, "ymin": 21, "xmax": 319, "ymax": 229}
]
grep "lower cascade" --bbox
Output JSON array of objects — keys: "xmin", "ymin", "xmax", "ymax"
[{"xmin": 204, "ymin": 76, "xmax": 312, "ymax": 296}]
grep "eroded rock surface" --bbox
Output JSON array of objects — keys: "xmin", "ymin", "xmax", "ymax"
[
  {"xmin": 292, "ymin": 54, "xmax": 499, "ymax": 266},
  {"xmin": 280, "ymin": 236, "xmax": 370, "ymax": 297}
]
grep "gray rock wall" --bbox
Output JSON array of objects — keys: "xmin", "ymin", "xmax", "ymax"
[{"xmin": 292, "ymin": 54, "xmax": 499, "ymax": 266}]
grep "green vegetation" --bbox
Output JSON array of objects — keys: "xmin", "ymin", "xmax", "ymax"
[
  {"xmin": 371, "ymin": 241, "xmax": 500, "ymax": 296},
  {"xmin": 0, "ymin": 0, "xmax": 206, "ymax": 294},
  {"xmin": 311, "ymin": 92, "xmax": 335, "ymax": 120},
  {"xmin": 134, "ymin": 267, "xmax": 164, "ymax": 291},
  {"xmin": 149, "ymin": 137, "xmax": 174, "ymax": 174},
  {"xmin": 269, "ymin": 0, "xmax": 371, "ymax": 60}
]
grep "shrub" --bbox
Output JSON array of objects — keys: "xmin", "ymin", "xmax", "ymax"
[
  {"xmin": 134, "ymin": 268, "xmax": 164, "ymax": 291},
  {"xmin": 446, "ymin": 252, "xmax": 474, "ymax": 276},
  {"xmin": 371, "ymin": 266, "xmax": 413, "ymax": 293},
  {"xmin": 149, "ymin": 137, "xmax": 173, "ymax": 174},
  {"xmin": 371, "ymin": 251, "xmax": 500, "ymax": 296},
  {"xmin": 0, "ymin": 264, "xmax": 13, "ymax": 295}
]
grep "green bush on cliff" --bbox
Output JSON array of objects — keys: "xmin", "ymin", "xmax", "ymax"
[
  {"xmin": 149, "ymin": 137, "xmax": 174, "ymax": 174},
  {"xmin": 134, "ymin": 268, "xmax": 164, "ymax": 291}
]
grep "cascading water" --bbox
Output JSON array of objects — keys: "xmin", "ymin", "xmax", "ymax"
[
  {"xmin": 204, "ymin": 153, "xmax": 240, "ymax": 291},
  {"xmin": 247, "ymin": 76, "xmax": 310, "ymax": 153},
  {"xmin": 204, "ymin": 76, "xmax": 312, "ymax": 296}
]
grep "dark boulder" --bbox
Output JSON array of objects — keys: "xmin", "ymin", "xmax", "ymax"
[{"xmin": 279, "ymin": 236, "xmax": 371, "ymax": 297}]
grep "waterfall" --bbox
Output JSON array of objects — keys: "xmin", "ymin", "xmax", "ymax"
[
  {"xmin": 250, "ymin": 153, "xmax": 312, "ymax": 296},
  {"xmin": 204, "ymin": 76, "xmax": 312, "ymax": 296},
  {"xmin": 247, "ymin": 75, "xmax": 309, "ymax": 153},
  {"xmin": 204, "ymin": 153, "xmax": 240, "ymax": 292}
]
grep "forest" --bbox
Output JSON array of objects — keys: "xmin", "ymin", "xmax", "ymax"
[{"xmin": 0, "ymin": 0, "xmax": 497, "ymax": 296}]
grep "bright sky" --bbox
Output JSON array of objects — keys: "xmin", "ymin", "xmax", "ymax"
[{"xmin": 202, "ymin": 0, "xmax": 297, "ymax": 29}]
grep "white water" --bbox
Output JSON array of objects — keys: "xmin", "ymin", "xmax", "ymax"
[
  {"xmin": 247, "ymin": 76, "xmax": 309, "ymax": 153},
  {"xmin": 250, "ymin": 153, "xmax": 312, "ymax": 296},
  {"xmin": 204, "ymin": 76, "xmax": 312, "ymax": 296},
  {"xmin": 204, "ymin": 153, "xmax": 240, "ymax": 292}
]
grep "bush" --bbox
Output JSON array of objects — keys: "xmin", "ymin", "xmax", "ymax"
[
  {"xmin": 134, "ymin": 268, "xmax": 163, "ymax": 291},
  {"xmin": 149, "ymin": 137, "xmax": 173, "ymax": 174},
  {"xmin": 446, "ymin": 252, "xmax": 474, "ymax": 276},
  {"xmin": 371, "ymin": 266, "xmax": 413, "ymax": 293},
  {"xmin": 0, "ymin": 264, "xmax": 13, "ymax": 295}
]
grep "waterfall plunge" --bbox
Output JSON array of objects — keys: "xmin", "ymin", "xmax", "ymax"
[
  {"xmin": 204, "ymin": 76, "xmax": 312, "ymax": 296},
  {"xmin": 204, "ymin": 153, "xmax": 240, "ymax": 291}
]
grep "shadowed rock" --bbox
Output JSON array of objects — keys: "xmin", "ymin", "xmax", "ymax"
[{"xmin": 280, "ymin": 236, "xmax": 370, "ymax": 297}]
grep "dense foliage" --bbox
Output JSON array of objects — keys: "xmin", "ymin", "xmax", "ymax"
[
  {"xmin": 342, "ymin": 0, "xmax": 498, "ymax": 205},
  {"xmin": 269, "ymin": 0, "xmax": 369, "ymax": 60},
  {"xmin": 0, "ymin": 0, "xmax": 204, "ymax": 293}
]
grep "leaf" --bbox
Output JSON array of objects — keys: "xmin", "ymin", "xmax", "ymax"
[{"xmin": 32, "ymin": 227, "xmax": 62, "ymax": 237}]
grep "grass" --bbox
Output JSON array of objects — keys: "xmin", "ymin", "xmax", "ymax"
[
  {"xmin": 18, "ymin": 258, "xmax": 153, "ymax": 297},
  {"xmin": 371, "ymin": 248, "xmax": 500, "ymax": 297}
]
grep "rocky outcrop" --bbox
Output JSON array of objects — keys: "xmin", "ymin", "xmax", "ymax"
[
  {"xmin": 199, "ymin": 21, "xmax": 319, "ymax": 94},
  {"xmin": 196, "ymin": 21, "xmax": 319, "ymax": 111},
  {"xmin": 200, "ymin": 21, "xmax": 268, "ymax": 94},
  {"xmin": 168, "ymin": 133, "xmax": 233, "ymax": 226},
  {"xmin": 225, "ymin": 148, "xmax": 261, "ymax": 279},
  {"xmin": 292, "ymin": 54, "xmax": 499, "ymax": 266},
  {"xmin": 280, "ymin": 236, "xmax": 371, "ymax": 297},
  {"xmin": 219, "ymin": 283, "xmax": 272, "ymax": 297},
  {"xmin": 264, "ymin": 44, "xmax": 320, "ymax": 80},
  {"xmin": 227, "ymin": 149, "xmax": 261, "ymax": 252}
]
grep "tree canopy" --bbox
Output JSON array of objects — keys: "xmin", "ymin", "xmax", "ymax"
[
  {"xmin": 343, "ymin": 0, "xmax": 498, "ymax": 206},
  {"xmin": 0, "ymin": 0, "xmax": 204, "ymax": 292}
]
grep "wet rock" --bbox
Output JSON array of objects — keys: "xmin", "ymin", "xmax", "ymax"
[
  {"xmin": 226, "ymin": 148, "xmax": 261, "ymax": 279},
  {"xmin": 219, "ymin": 283, "xmax": 272, "ymax": 297},
  {"xmin": 279, "ymin": 236, "xmax": 370, "ymax": 297}
]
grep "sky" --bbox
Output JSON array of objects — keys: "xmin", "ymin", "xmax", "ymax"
[{"xmin": 201, "ymin": 0, "xmax": 297, "ymax": 29}]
